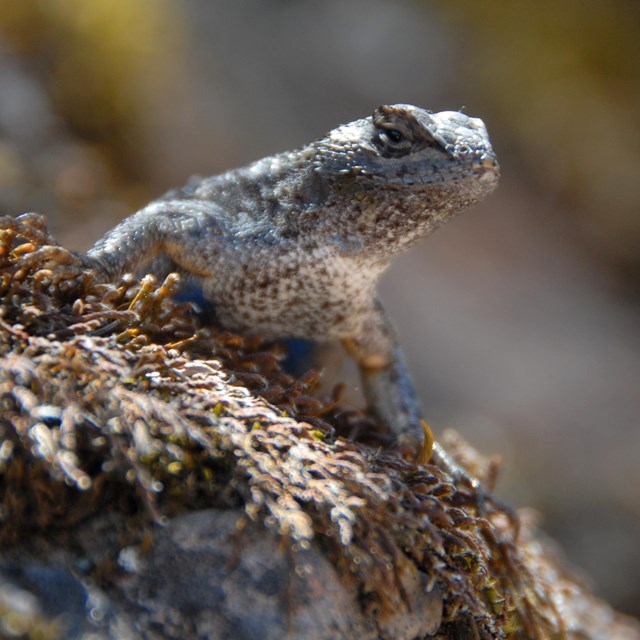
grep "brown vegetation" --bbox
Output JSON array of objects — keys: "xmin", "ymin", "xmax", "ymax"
[{"xmin": 1, "ymin": 214, "xmax": 638, "ymax": 639}]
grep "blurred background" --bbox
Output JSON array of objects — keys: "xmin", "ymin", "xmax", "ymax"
[{"xmin": 1, "ymin": 0, "xmax": 639, "ymax": 616}]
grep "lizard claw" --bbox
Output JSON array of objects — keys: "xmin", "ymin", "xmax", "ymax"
[
  {"xmin": 392, "ymin": 419, "xmax": 435, "ymax": 465},
  {"xmin": 416, "ymin": 419, "xmax": 435, "ymax": 465}
]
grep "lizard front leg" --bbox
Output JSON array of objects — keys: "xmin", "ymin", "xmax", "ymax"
[
  {"xmin": 342, "ymin": 298, "xmax": 432, "ymax": 459},
  {"xmin": 343, "ymin": 299, "xmax": 475, "ymax": 481}
]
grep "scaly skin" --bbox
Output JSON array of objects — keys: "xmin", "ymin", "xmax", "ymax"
[{"xmin": 85, "ymin": 104, "xmax": 500, "ymax": 459}]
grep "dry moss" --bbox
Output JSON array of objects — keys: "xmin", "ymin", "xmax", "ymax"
[{"xmin": 1, "ymin": 213, "xmax": 638, "ymax": 639}]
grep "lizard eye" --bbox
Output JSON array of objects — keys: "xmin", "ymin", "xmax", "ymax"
[
  {"xmin": 372, "ymin": 111, "xmax": 414, "ymax": 156},
  {"xmin": 375, "ymin": 125, "xmax": 414, "ymax": 156},
  {"xmin": 379, "ymin": 128, "xmax": 405, "ymax": 145}
]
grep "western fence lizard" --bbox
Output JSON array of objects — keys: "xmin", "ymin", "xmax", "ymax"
[{"xmin": 84, "ymin": 104, "xmax": 499, "ymax": 462}]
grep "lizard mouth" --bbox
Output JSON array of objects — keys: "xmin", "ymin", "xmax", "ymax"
[
  {"xmin": 371, "ymin": 160, "xmax": 500, "ymax": 187},
  {"xmin": 365, "ymin": 150, "xmax": 500, "ymax": 187}
]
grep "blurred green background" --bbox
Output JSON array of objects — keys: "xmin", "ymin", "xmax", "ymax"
[{"xmin": 1, "ymin": 0, "xmax": 639, "ymax": 617}]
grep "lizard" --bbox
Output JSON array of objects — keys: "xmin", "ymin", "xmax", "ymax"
[{"xmin": 82, "ymin": 104, "xmax": 500, "ymax": 467}]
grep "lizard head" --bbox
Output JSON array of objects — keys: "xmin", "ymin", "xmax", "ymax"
[{"xmin": 312, "ymin": 104, "xmax": 499, "ymax": 245}]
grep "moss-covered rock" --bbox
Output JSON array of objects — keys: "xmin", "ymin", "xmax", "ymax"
[{"xmin": 0, "ymin": 214, "xmax": 638, "ymax": 639}]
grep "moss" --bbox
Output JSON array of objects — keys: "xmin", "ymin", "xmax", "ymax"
[{"xmin": 0, "ymin": 214, "xmax": 638, "ymax": 639}]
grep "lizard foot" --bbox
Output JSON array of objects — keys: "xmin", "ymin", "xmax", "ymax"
[
  {"xmin": 396, "ymin": 425, "xmax": 519, "ymax": 533},
  {"xmin": 429, "ymin": 441, "xmax": 519, "ymax": 535}
]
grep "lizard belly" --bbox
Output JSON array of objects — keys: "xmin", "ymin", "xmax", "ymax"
[{"xmin": 204, "ymin": 248, "xmax": 376, "ymax": 340}]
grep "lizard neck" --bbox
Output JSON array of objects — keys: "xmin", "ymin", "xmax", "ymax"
[{"xmin": 291, "ymin": 160, "xmax": 460, "ymax": 261}]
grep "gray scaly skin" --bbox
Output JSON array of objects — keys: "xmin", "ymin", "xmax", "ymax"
[{"xmin": 84, "ymin": 104, "xmax": 499, "ymax": 462}]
